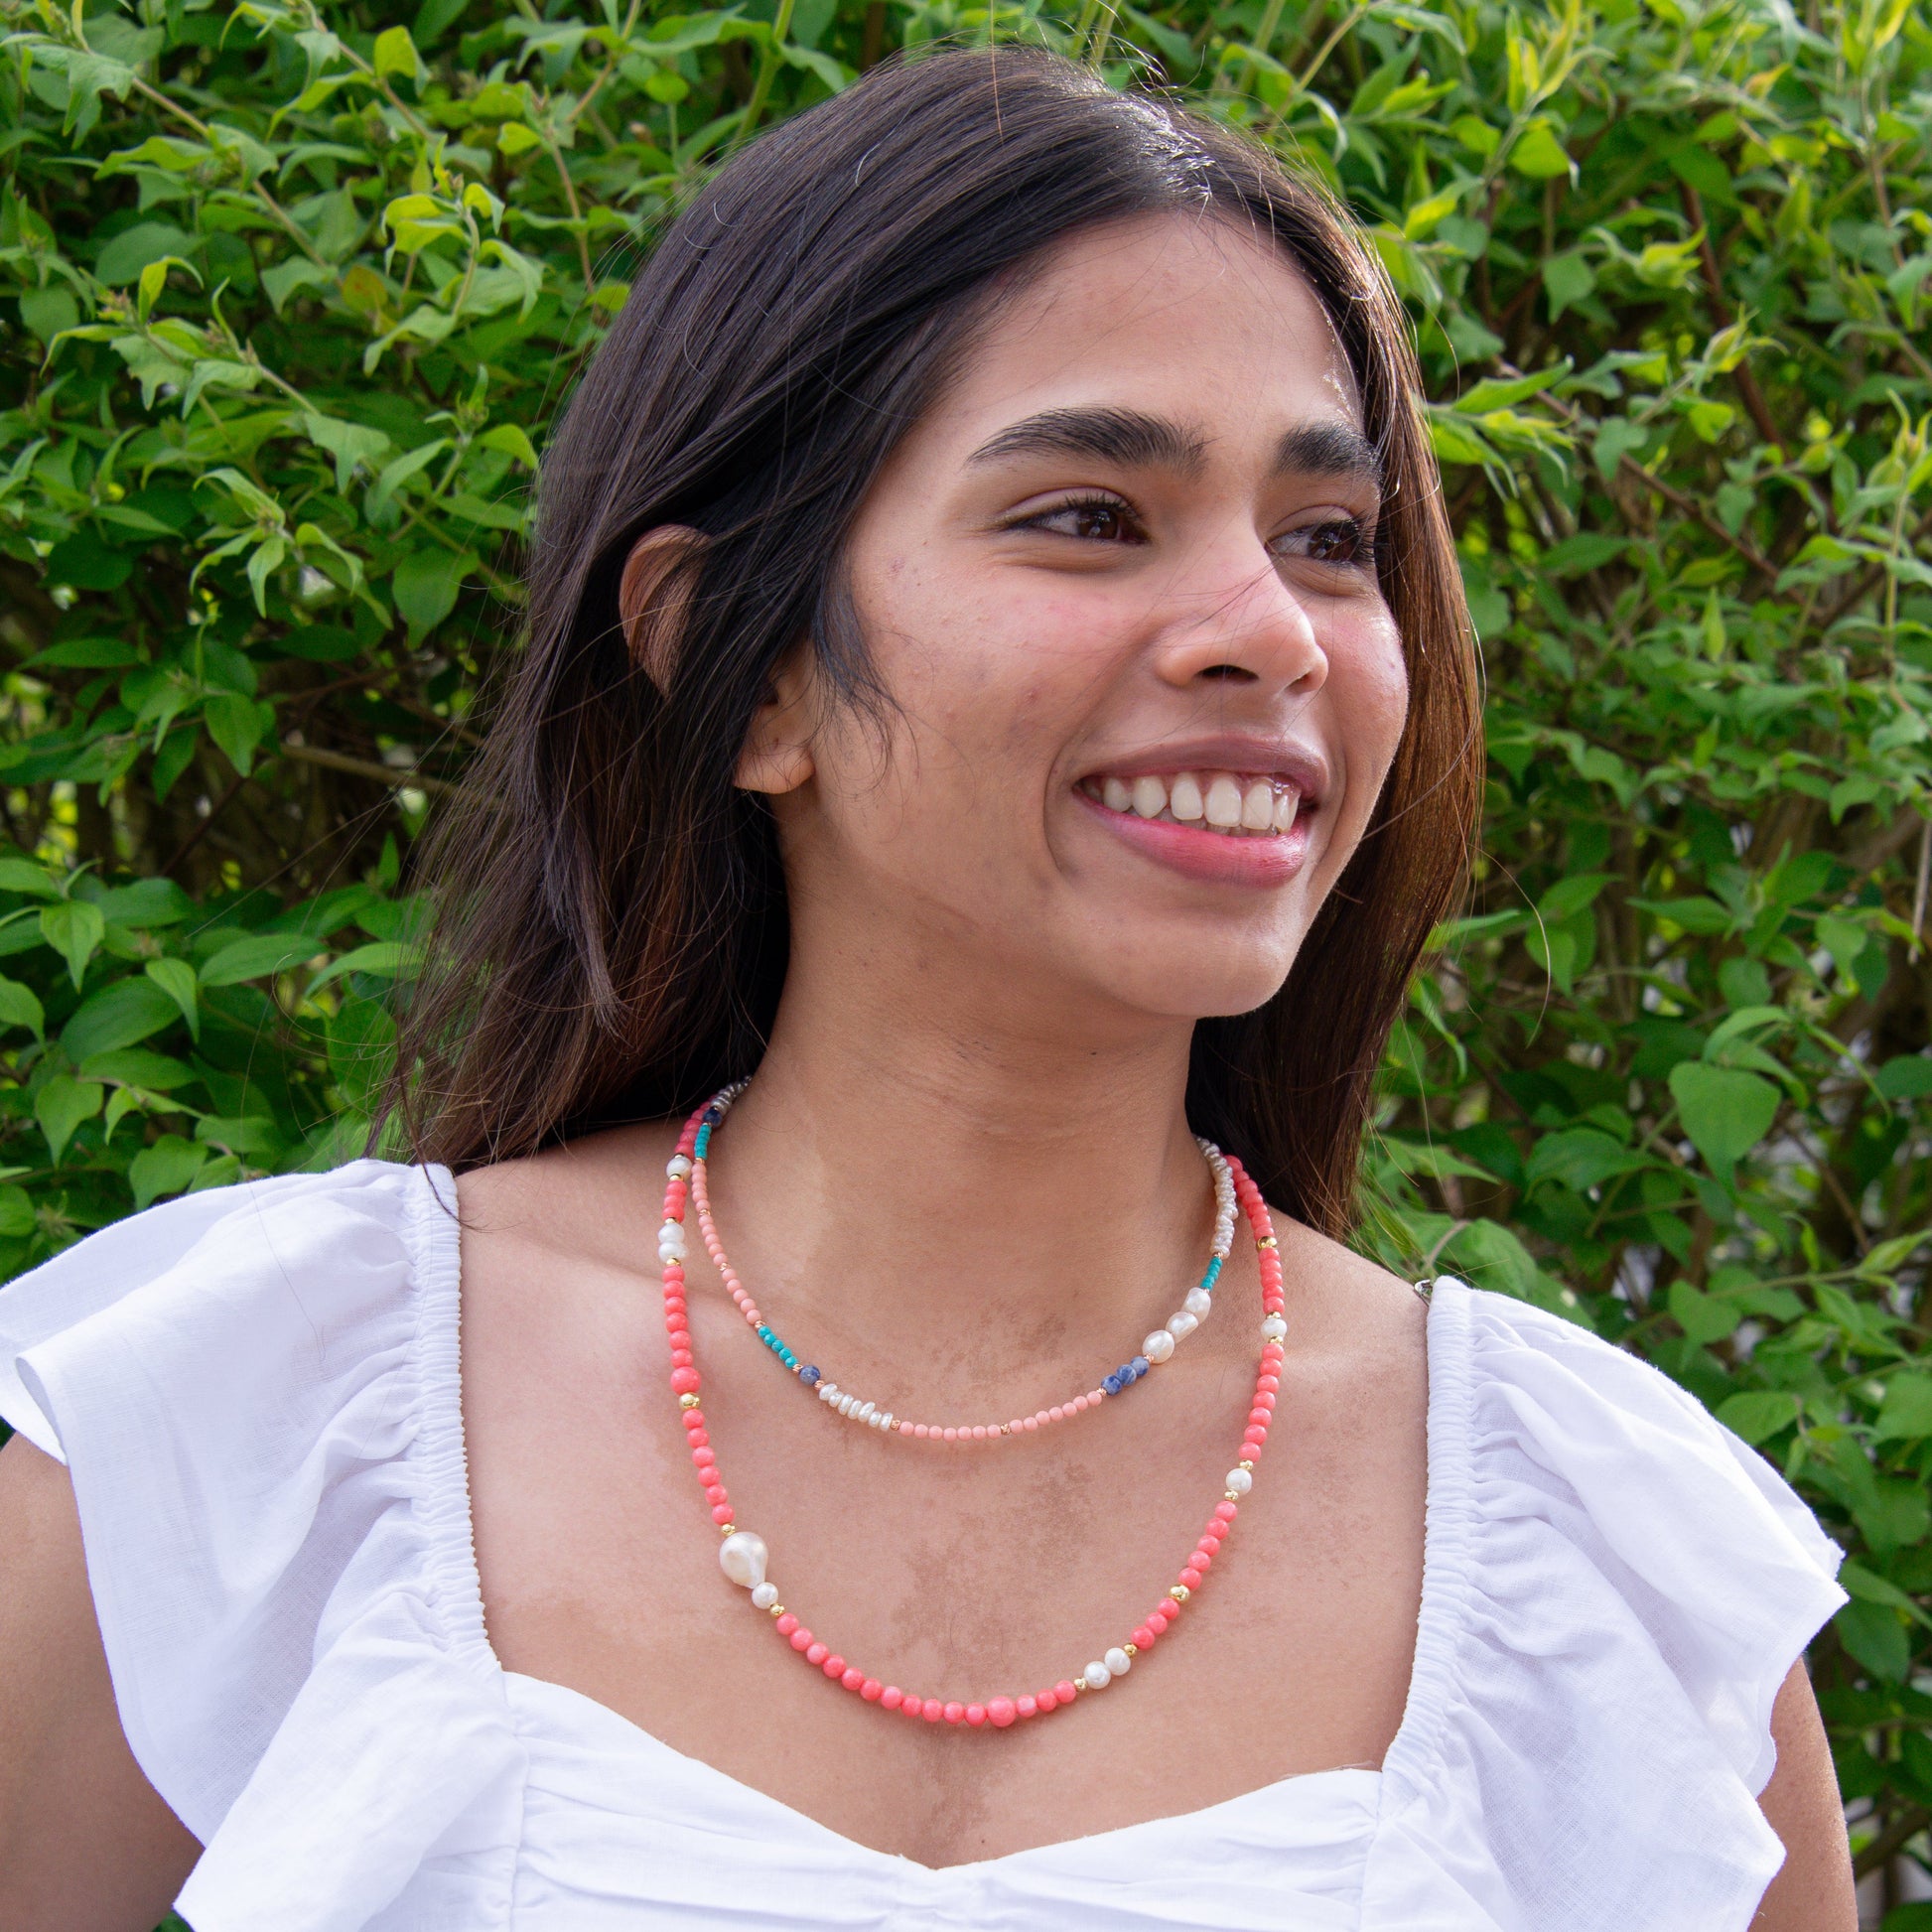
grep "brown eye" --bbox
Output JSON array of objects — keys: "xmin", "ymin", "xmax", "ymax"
[
  {"xmin": 1281, "ymin": 517, "xmax": 1376, "ymax": 567},
  {"xmin": 1024, "ymin": 497, "xmax": 1144, "ymax": 543}
]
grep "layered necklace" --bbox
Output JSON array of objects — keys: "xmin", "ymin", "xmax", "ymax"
[{"xmin": 657, "ymin": 1084, "xmax": 1288, "ymax": 1727}]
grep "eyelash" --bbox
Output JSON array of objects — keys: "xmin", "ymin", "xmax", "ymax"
[{"xmin": 1016, "ymin": 495, "xmax": 1378, "ymax": 571}]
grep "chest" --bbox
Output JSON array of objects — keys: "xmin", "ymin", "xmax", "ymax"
[{"xmin": 461, "ymin": 1246, "xmax": 1427, "ymax": 1868}]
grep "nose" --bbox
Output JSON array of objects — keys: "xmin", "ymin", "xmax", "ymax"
[{"xmin": 1149, "ymin": 540, "xmax": 1330, "ymax": 700}]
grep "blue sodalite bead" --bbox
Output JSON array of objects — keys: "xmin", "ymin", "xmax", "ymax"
[
  {"xmin": 1102, "ymin": 1373, "xmax": 1123, "ymax": 1396},
  {"xmin": 1130, "ymin": 1356, "xmax": 1150, "ymax": 1377},
  {"xmin": 799, "ymin": 1364, "xmax": 820, "ymax": 1387}
]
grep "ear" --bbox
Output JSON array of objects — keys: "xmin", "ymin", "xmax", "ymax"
[
  {"xmin": 619, "ymin": 525, "xmax": 707, "ymax": 695},
  {"xmin": 735, "ymin": 643, "xmax": 816, "ymax": 797}
]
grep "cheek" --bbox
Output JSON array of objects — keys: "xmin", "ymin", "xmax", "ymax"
[
  {"xmin": 1339, "ymin": 612, "xmax": 1410, "ymax": 787},
  {"xmin": 856, "ymin": 554, "xmax": 1115, "ymax": 767}
]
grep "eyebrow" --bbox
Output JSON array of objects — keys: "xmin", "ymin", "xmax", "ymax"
[
  {"xmin": 1276, "ymin": 421, "xmax": 1383, "ymax": 491},
  {"xmin": 967, "ymin": 407, "xmax": 1208, "ymax": 477},
  {"xmin": 967, "ymin": 406, "xmax": 1382, "ymax": 492}
]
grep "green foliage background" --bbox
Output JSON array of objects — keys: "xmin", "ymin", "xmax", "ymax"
[{"xmin": 1, "ymin": 0, "xmax": 1930, "ymax": 1914}]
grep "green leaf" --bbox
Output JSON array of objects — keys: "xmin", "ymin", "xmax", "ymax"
[
  {"xmin": 39, "ymin": 900, "xmax": 105, "ymax": 991},
  {"xmin": 366, "ymin": 439, "xmax": 451, "ymax": 522},
  {"xmin": 145, "ymin": 958, "xmax": 200, "ymax": 1040},
  {"xmin": 18, "ymin": 285, "xmax": 79, "ymax": 345},
  {"xmin": 1526, "ymin": 1127, "xmax": 1646, "ymax": 1193},
  {"xmin": 60, "ymin": 977, "xmax": 180, "ymax": 1063},
  {"xmin": 129, "ymin": 1134, "xmax": 208, "ymax": 1209},
  {"xmin": 1543, "ymin": 249, "xmax": 1594, "ymax": 320},
  {"xmin": 195, "ymin": 1113, "xmax": 285, "ymax": 1157},
  {"xmin": 94, "ymin": 222, "xmax": 196, "ymax": 286},
  {"xmin": 1668, "ymin": 1279, "xmax": 1741, "ymax": 1344},
  {"xmin": 1873, "ymin": 1374, "xmax": 1932, "ymax": 1444},
  {"xmin": 372, "ymin": 25, "xmax": 425, "ymax": 78},
  {"xmin": 35, "ymin": 1074, "xmax": 102, "ymax": 1165},
  {"xmin": 1837, "ymin": 1599, "xmax": 1911, "ymax": 1681},
  {"xmin": 1875, "ymin": 1054, "xmax": 1932, "ymax": 1100},
  {"xmin": 306, "ymin": 940, "xmax": 418, "ymax": 991},
  {"xmin": 393, "ymin": 549, "xmax": 475, "ymax": 640},
  {"xmin": 479, "ymin": 422, "xmax": 540, "ymax": 468},
  {"xmin": 0, "ymin": 1187, "xmax": 37, "ymax": 1239},
  {"xmin": 0, "ymin": 861, "xmax": 62, "ymax": 899},
  {"xmin": 199, "ymin": 932, "xmax": 323, "ymax": 987},
  {"xmin": 1667, "ymin": 1062, "xmax": 1780, "ymax": 1173},
  {"xmin": 1509, "ymin": 119, "xmax": 1574, "ymax": 180},
  {"xmin": 302, "ymin": 413, "xmax": 392, "ymax": 491},
  {"xmin": 1716, "ymin": 1391, "xmax": 1801, "ymax": 1445},
  {"xmin": 0, "ymin": 976, "xmax": 45, "ymax": 1040},
  {"xmin": 205, "ymin": 694, "xmax": 273, "ymax": 776}
]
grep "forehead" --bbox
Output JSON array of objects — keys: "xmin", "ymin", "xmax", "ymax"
[{"xmin": 928, "ymin": 209, "xmax": 1364, "ymax": 456}]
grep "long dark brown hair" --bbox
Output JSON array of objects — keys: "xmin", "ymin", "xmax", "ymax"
[{"xmin": 383, "ymin": 46, "xmax": 1482, "ymax": 1239}]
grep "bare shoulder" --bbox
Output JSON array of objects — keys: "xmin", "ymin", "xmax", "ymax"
[
  {"xmin": 454, "ymin": 1120, "xmax": 687, "ymax": 1416},
  {"xmin": 455, "ymin": 1119, "xmax": 686, "ymax": 1256},
  {"xmin": 1274, "ymin": 1211, "xmax": 1429, "ymax": 1377}
]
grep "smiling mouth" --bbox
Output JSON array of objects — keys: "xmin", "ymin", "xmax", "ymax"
[{"xmin": 1077, "ymin": 770, "xmax": 1305, "ymax": 838}]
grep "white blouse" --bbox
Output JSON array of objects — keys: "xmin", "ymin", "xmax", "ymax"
[{"xmin": 0, "ymin": 1160, "xmax": 1845, "ymax": 1932}]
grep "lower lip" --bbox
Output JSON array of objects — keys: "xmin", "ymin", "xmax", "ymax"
[{"xmin": 1074, "ymin": 790, "xmax": 1312, "ymax": 887}]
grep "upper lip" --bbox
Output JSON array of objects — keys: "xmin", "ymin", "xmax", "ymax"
[{"xmin": 1077, "ymin": 735, "xmax": 1330, "ymax": 808}]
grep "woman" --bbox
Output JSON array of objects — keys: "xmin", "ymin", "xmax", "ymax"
[{"xmin": 0, "ymin": 48, "xmax": 1856, "ymax": 1932}]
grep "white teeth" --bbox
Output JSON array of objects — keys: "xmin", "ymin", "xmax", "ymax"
[
  {"xmin": 1089, "ymin": 770, "xmax": 1309, "ymax": 838},
  {"xmin": 1203, "ymin": 775, "xmax": 1243, "ymax": 828}
]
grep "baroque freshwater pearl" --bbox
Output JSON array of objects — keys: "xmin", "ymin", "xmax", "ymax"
[
  {"xmin": 1142, "ymin": 1329, "xmax": 1175, "ymax": 1364},
  {"xmin": 719, "ymin": 1531, "xmax": 769, "ymax": 1590}
]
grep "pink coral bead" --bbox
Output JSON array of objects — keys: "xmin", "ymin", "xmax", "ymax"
[{"xmin": 989, "ymin": 1697, "xmax": 1017, "ymax": 1727}]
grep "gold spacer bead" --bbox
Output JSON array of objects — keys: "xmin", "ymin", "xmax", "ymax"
[
  {"xmin": 719, "ymin": 1522, "xmax": 736, "ymax": 1535},
  {"xmin": 768, "ymin": 1603, "xmax": 784, "ymax": 1617},
  {"xmin": 1240, "ymin": 1459, "xmax": 1255, "ymax": 1470},
  {"xmin": 1170, "ymin": 1584, "xmax": 1190, "ymax": 1602},
  {"xmin": 679, "ymin": 1394, "xmax": 701, "ymax": 1410},
  {"xmin": 1225, "ymin": 1490, "xmax": 1241, "ymax": 1502},
  {"xmin": 1073, "ymin": 1677, "xmax": 1087, "ymax": 1692},
  {"xmin": 1123, "ymin": 1643, "xmax": 1137, "ymax": 1657},
  {"xmin": 1257, "ymin": 1235, "xmax": 1278, "ymax": 1250}
]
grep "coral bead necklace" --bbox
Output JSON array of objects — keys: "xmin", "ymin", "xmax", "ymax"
[
  {"xmin": 657, "ymin": 1088, "xmax": 1291, "ymax": 1727},
  {"xmin": 676, "ymin": 1080, "xmax": 1241, "ymax": 1441}
]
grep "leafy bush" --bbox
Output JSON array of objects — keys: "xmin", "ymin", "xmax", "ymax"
[{"xmin": 1, "ymin": 0, "xmax": 1929, "ymax": 1910}]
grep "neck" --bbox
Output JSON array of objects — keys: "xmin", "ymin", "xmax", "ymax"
[{"xmin": 703, "ymin": 946, "xmax": 1213, "ymax": 1397}]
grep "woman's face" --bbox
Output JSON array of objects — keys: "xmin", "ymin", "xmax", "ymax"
[{"xmin": 759, "ymin": 210, "xmax": 1410, "ymax": 1030}]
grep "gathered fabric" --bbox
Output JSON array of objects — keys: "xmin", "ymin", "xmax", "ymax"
[{"xmin": 0, "ymin": 1162, "xmax": 1844, "ymax": 1931}]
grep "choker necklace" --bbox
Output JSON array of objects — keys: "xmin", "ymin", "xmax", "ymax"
[
  {"xmin": 656, "ymin": 1089, "xmax": 1290, "ymax": 1728},
  {"xmin": 671, "ymin": 1081, "xmax": 1239, "ymax": 1441}
]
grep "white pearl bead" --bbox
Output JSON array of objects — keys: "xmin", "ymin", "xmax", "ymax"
[
  {"xmin": 1142, "ymin": 1329, "xmax": 1175, "ymax": 1364},
  {"xmin": 718, "ymin": 1531, "xmax": 768, "ymax": 1589},
  {"xmin": 1225, "ymin": 1466, "xmax": 1253, "ymax": 1494},
  {"xmin": 751, "ymin": 1582, "xmax": 778, "ymax": 1609},
  {"xmin": 1084, "ymin": 1660, "xmax": 1111, "ymax": 1690},
  {"xmin": 1166, "ymin": 1311, "xmax": 1198, "ymax": 1340},
  {"xmin": 1183, "ymin": 1287, "xmax": 1212, "ymax": 1316},
  {"xmin": 657, "ymin": 1221, "xmax": 685, "ymax": 1248},
  {"xmin": 1104, "ymin": 1646, "xmax": 1131, "ymax": 1677},
  {"xmin": 666, "ymin": 1155, "xmax": 692, "ymax": 1177},
  {"xmin": 1261, "ymin": 1313, "xmax": 1288, "ymax": 1340}
]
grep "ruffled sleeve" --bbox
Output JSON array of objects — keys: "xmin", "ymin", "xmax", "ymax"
[
  {"xmin": 1364, "ymin": 1279, "xmax": 1846, "ymax": 1932},
  {"xmin": 0, "ymin": 1160, "xmax": 524, "ymax": 1932}
]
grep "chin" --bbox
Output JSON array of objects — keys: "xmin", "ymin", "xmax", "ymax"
[{"xmin": 1087, "ymin": 947, "xmax": 1299, "ymax": 1026}]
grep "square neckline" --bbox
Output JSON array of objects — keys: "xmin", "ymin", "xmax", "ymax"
[{"xmin": 412, "ymin": 1161, "xmax": 1471, "ymax": 1877}]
